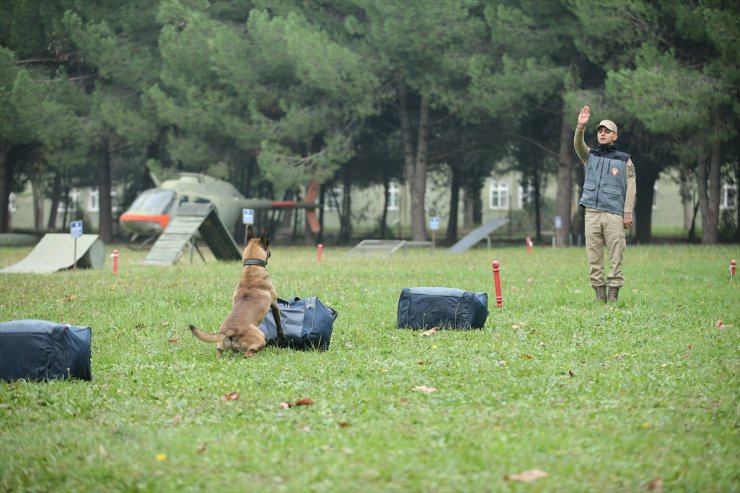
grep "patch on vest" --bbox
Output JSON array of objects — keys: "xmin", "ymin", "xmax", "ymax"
[{"xmin": 610, "ymin": 167, "xmax": 620, "ymax": 176}]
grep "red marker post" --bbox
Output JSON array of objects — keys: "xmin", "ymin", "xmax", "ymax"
[
  {"xmin": 317, "ymin": 243, "xmax": 324, "ymax": 264},
  {"xmin": 112, "ymin": 249, "xmax": 119, "ymax": 275},
  {"xmin": 491, "ymin": 260, "xmax": 503, "ymax": 309},
  {"xmin": 731, "ymin": 259, "xmax": 736, "ymax": 277}
]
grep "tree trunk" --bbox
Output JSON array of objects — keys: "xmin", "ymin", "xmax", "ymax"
[
  {"xmin": 735, "ymin": 161, "xmax": 740, "ymax": 243},
  {"xmin": 446, "ymin": 166, "xmax": 460, "ymax": 244},
  {"xmin": 463, "ymin": 187, "xmax": 474, "ymax": 228},
  {"xmin": 634, "ymin": 168, "xmax": 657, "ymax": 244},
  {"xmin": 315, "ymin": 184, "xmax": 325, "ymax": 245},
  {"xmin": 47, "ymin": 172, "xmax": 62, "ymax": 230},
  {"xmin": 532, "ymin": 169, "xmax": 542, "ymax": 243},
  {"xmin": 380, "ymin": 180, "xmax": 389, "ymax": 239},
  {"xmin": 703, "ymin": 140, "xmax": 721, "ymax": 244},
  {"xmin": 31, "ymin": 176, "xmax": 44, "ymax": 231},
  {"xmin": 555, "ymin": 116, "xmax": 574, "ymax": 246},
  {"xmin": 679, "ymin": 169, "xmax": 693, "ymax": 230},
  {"xmin": 98, "ymin": 138, "xmax": 114, "ymax": 243},
  {"xmin": 339, "ymin": 165, "xmax": 352, "ymax": 244},
  {"xmin": 697, "ymin": 143, "xmax": 721, "ymax": 244},
  {"xmin": 0, "ymin": 145, "xmax": 10, "ymax": 232},
  {"xmin": 398, "ymin": 83, "xmax": 428, "ymax": 242}
]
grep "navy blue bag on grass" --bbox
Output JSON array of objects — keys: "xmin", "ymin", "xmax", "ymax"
[
  {"xmin": 397, "ymin": 287, "xmax": 488, "ymax": 330},
  {"xmin": 259, "ymin": 297, "xmax": 337, "ymax": 350},
  {"xmin": 0, "ymin": 319, "xmax": 92, "ymax": 381}
]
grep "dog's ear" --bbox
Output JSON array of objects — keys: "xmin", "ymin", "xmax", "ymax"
[
  {"xmin": 246, "ymin": 225, "xmax": 255, "ymax": 241},
  {"xmin": 260, "ymin": 227, "xmax": 270, "ymax": 249}
]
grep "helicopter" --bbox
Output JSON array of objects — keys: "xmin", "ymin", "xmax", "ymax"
[{"xmin": 119, "ymin": 172, "xmax": 320, "ymax": 243}]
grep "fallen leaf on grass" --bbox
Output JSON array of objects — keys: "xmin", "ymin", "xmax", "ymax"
[
  {"xmin": 421, "ymin": 327, "xmax": 439, "ymax": 337},
  {"xmin": 281, "ymin": 397, "xmax": 315, "ymax": 408},
  {"xmin": 338, "ymin": 421, "xmax": 351, "ymax": 428},
  {"xmin": 99, "ymin": 445, "xmax": 109, "ymax": 458},
  {"xmin": 504, "ymin": 468, "xmax": 548, "ymax": 482},
  {"xmin": 196, "ymin": 442, "xmax": 207, "ymax": 454},
  {"xmin": 62, "ymin": 294, "xmax": 77, "ymax": 303},
  {"xmin": 220, "ymin": 392, "xmax": 240, "ymax": 401},
  {"xmin": 646, "ymin": 478, "xmax": 663, "ymax": 491},
  {"xmin": 413, "ymin": 385, "xmax": 438, "ymax": 394},
  {"xmin": 168, "ymin": 337, "xmax": 180, "ymax": 345},
  {"xmin": 511, "ymin": 323, "xmax": 526, "ymax": 330},
  {"xmin": 715, "ymin": 320, "xmax": 733, "ymax": 329}
]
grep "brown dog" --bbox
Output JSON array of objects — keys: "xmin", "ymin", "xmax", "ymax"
[{"xmin": 189, "ymin": 226, "xmax": 284, "ymax": 357}]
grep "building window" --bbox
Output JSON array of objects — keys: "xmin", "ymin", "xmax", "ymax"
[
  {"xmin": 721, "ymin": 183, "xmax": 736, "ymax": 210},
  {"xmin": 388, "ymin": 181, "xmax": 400, "ymax": 211},
  {"xmin": 489, "ymin": 181, "xmax": 509, "ymax": 210}
]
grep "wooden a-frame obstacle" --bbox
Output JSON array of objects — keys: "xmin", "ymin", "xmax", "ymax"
[{"xmin": 142, "ymin": 203, "xmax": 241, "ymax": 265}]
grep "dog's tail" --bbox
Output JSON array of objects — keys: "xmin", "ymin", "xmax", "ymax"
[{"xmin": 189, "ymin": 325, "xmax": 225, "ymax": 343}]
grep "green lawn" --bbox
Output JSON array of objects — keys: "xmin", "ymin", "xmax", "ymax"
[{"xmin": 1, "ymin": 243, "xmax": 738, "ymax": 492}]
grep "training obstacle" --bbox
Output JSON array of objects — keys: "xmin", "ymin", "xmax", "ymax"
[
  {"xmin": 448, "ymin": 218, "xmax": 510, "ymax": 254},
  {"xmin": 142, "ymin": 203, "xmax": 241, "ymax": 265},
  {"xmin": 0, "ymin": 234, "xmax": 105, "ymax": 274}
]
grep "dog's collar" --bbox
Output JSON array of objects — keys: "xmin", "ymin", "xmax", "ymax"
[{"xmin": 243, "ymin": 258, "xmax": 268, "ymax": 267}]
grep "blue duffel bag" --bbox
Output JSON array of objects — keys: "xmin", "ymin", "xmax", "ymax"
[
  {"xmin": 0, "ymin": 319, "xmax": 92, "ymax": 381},
  {"xmin": 259, "ymin": 297, "xmax": 337, "ymax": 350},
  {"xmin": 397, "ymin": 287, "xmax": 488, "ymax": 330}
]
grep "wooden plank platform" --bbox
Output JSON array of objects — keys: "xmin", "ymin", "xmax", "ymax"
[{"xmin": 143, "ymin": 203, "xmax": 241, "ymax": 265}]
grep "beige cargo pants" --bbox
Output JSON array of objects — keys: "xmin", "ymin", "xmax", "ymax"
[{"xmin": 584, "ymin": 209, "xmax": 625, "ymax": 288}]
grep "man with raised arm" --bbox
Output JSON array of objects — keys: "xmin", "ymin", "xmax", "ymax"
[{"xmin": 574, "ymin": 105, "xmax": 636, "ymax": 304}]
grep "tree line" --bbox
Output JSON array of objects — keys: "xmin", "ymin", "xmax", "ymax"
[{"xmin": 1, "ymin": 0, "xmax": 738, "ymax": 244}]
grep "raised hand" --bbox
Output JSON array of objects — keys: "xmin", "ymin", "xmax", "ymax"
[{"xmin": 577, "ymin": 105, "xmax": 590, "ymax": 129}]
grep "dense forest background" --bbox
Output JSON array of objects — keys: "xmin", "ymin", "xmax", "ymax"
[{"xmin": 1, "ymin": 0, "xmax": 738, "ymax": 245}]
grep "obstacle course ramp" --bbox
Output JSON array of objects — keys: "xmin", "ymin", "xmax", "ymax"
[
  {"xmin": 143, "ymin": 203, "xmax": 241, "ymax": 265},
  {"xmin": 347, "ymin": 239, "xmax": 432, "ymax": 256},
  {"xmin": 0, "ymin": 234, "xmax": 105, "ymax": 274},
  {"xmin": 448, "ymin": 218, "xmax": 510, "ymax": 254}
]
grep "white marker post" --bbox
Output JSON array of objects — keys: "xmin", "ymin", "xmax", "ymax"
[
  {"xmin": 70, "ymin": 220, "xmax": 83, "ymax": 271},
  {"xmin": 242, "ymin": 208, "xmax": 254, "ymax": 244},
  {"xmin": 429, "ymin": 216, "xmax": 439, "ymax": 249}
]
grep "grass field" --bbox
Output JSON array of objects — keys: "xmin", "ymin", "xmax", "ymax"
[{"xmin": 0, "ymin": 243, "xmax": 738, "ymax": 492}]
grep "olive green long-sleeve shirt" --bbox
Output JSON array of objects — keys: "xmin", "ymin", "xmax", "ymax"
[{"xmin": 574, "ymin": 128, "xmax": 636, "ymax": 222}]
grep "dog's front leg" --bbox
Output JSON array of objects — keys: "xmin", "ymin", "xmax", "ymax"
[{"xmin": 271, "ymin": 303, "xmax": 285, "ymax": 340}]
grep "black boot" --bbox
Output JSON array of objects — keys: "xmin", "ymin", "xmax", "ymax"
[
  {"xmin": 607, "ymin": 287, "xmax": 619, "ymax": 303},
  {"xmin": 594, "ymin": 286, "xmax": 606, "ymax": 303}
]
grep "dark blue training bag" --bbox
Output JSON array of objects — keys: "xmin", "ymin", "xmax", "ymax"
[
  {"xmin": 0, "ymin": 320, "xmax": 92, "ymax": 381},
  {"xmin": 259, "ymin": 297, "xmax": 337, "ymax": 350},
  {"xmin": 397, "ymin": 287, "xmax": 488, "ymax": 330}
]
